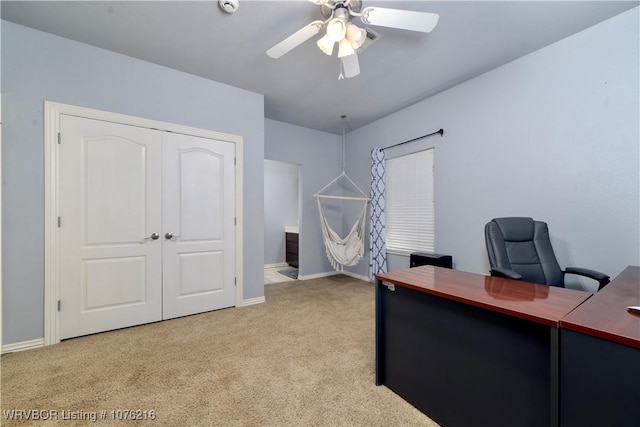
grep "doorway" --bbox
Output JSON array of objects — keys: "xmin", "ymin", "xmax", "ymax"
[{"xmin": 263, "ymin": 160, "xmax": 301, "ymax": 283}]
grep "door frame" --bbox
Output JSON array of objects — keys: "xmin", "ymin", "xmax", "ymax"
[{"xmin": 44, "ymin": 101, "xmax": 244, "ymax": 345}]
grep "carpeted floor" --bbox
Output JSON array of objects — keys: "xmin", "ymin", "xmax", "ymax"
[{"xmin": 1, "ymin": 275, "xmax": 439, "ymax": 426}]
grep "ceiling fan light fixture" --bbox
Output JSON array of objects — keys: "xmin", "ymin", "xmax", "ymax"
[
  {"xmin": 326, "ymin": 17, "xmax": 347, "ymax": 42},
  {"xmin": 338, "ymin": 38, "xmax": 355, "ymax": 58},
  {"xmin": 346, "ymin": 22, "xmax": 366, "ymax": 49},
  {"xmin": 317, "ymin": 34, "xmax": 335, "ymax": 56}
]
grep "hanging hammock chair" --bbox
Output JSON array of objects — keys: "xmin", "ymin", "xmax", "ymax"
[{"xmin": 314, "ymin": 171, "xmax": 370, "ymax": 271}]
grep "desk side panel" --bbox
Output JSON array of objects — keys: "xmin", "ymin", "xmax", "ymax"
[
  {"xmin": 560, "ymin": 329, "xmax": 640, "ymax": 427},
  {"xmin": 380, "ymin": 284, "xmax": 553, "ymax": 427}
]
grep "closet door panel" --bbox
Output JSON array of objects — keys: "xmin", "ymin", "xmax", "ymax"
[
  {"xmin": 58, "ymin": 115, "xmax": 162, "ymax": 340},
  {"xmin": 162, "ymin": 132, "xmax": 236, "ymax": 319}
]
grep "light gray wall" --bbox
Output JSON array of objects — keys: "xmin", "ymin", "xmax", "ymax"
[
  {"xmin": 345, "ymin": 8, "xmax": 640, "ymax": 291},
  {"xmin": 264, "ymin": 119, "xmax": 343, "ymax": 277},
  {"xmin": 264, "ymin": 159, "xmax": 300, "ymax": 265},
  {"xmin": 0, "ymin": 15, "xmax": 3, "ymax": 350},
  {"xmin": 1, "ymin": 21, "xmax": 265, "ymax": 345}
]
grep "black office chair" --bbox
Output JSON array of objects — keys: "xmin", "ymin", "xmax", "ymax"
[{"xmin": 484, "ymin": 217, "xmax": 610, "ymax": 290}]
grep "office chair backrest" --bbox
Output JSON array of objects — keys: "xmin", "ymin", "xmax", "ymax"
[{"xmin": 485, "ymin": 217, "xmax": 564, "ymax": 286}]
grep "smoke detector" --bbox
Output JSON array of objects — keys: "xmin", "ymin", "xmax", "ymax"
[{"xmin": 219, "ymin": 0, "xmax": 239, "ymax": 14}]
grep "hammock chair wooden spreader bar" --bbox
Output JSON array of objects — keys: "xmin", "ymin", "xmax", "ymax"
[{"xmin": 313, "ymin": 171, "xmax": 370, "ymax": 201}]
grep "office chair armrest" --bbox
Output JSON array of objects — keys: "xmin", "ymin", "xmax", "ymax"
[
  {"xmin": 564, "ymin": 267, "xmax": 610, "ymax": 290},
  {"xmin": 490, "ymin": 267, "xmax": 523, "ymax": 280}
]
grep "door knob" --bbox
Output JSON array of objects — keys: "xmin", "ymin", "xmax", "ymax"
[
  {"xmin": 164, "ymin": 232, "xmax": 180, "ymax": 240},
  {"xmin": 143, "ymin": 233, "xmax": 160, "ymax": 241}
]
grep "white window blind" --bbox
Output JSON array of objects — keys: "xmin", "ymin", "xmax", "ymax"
[{"xmin": 385, "ymin": 148, "xmax": 435, "ymax": 254}]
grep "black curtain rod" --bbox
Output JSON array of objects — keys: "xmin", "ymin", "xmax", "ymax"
[{"xmin": 382, "ymin": 128, "xmax": 444, "ymax": 151}]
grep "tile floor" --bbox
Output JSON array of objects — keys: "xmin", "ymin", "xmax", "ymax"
[{"xmin": 264, "ymin": 265, "xmax": 296, "ymax": 284}]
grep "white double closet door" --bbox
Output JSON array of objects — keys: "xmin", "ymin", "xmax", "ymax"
[{"xmin": 58, "ymin": 115, "xmax": 236, "ymax": 340}]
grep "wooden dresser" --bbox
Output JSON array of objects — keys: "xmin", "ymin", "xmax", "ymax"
[{"xmin": 285, "ymin": 232, "xmax": 298, "ymax": 268}]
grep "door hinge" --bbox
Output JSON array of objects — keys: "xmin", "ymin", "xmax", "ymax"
[
  {"xmin": 57, "ymin": 132, "xmax": 61, "ymax": 144},
  {"xmin": 234, "ymin": 157, "xmax": 236, "ymax": 165},
  {"xmin": 57, "ymin": 300, "xmax": 61, "ymax": 311},
  {"xmin": 57, "ymin": 216, "xmax": 61, "ymax": 228},
  {"xmin": 234, "ymin": 217, "xmax": 236, "ymax": 226},
  {"xmin": 234, "ymin": 277, "xmax": 237, "ymax": 286}
]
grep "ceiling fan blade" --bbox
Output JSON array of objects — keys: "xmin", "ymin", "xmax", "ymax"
[
  {"xmin": 341, "ymin": 53, "xmax": 360, "ymax": 79},
  {"xmin": 266, "ymin": 20, "xmax": 324, "ymax": 59},
  {"xmin": 360, "ymin": 7, "xmax": 439, "ymax": 33}
]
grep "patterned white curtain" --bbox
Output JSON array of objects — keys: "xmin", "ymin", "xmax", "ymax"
[{"xmin": 369, "ymin": 147, "xmax": 388, "ymax": 279}]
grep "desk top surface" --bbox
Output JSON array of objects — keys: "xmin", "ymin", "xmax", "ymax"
[
  {"xmin": 376, "ymin": 266, "xmax": 591, "ymax": 327},
  {"xmin": 561, "ymin": 265, "xmax": 640, "ymax": 349}
]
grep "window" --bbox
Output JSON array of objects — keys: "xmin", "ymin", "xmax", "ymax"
[{"xmin": 385, "ymin": 149, "xmax": 435, "ymax": 254}]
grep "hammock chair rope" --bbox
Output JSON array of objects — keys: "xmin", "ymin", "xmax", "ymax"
[{"xmin": 314, "ymin": 115, "xmax": 370, "ymax": 271}]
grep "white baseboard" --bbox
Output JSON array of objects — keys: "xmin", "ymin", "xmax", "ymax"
[
  {"xmin": 241, "ymin": 296, "xmax": 266, "ymax": 306},
  {"xmin": 264, "ymin": 262, "xmax": 288, "ymax": 269},
  {"xmin": 341, "ymin": 270, "xmax": 373, "ymax": 283},
  {"xmin": 297, "ymin": 270, "xmax": 339, "ymax": 280},
  {"xmin": 2, "ymin": 338, "xmax": 45, "ymax": 354},
  {"xmin": 298, "ymin": 270, "xmax": 372, "ymax": 282}
]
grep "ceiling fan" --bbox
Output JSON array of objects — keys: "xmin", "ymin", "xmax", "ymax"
[{"xmin": 266, "ymin": 0, "xmax": 439, "ymax": 79}]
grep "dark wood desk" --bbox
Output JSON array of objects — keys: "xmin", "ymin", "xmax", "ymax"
[
  {"xmin": 559, "ymin": 265, "xmax": 640, "ymax": 426},
  {"xmin": 375, "ymin": 266, "xmax": 591, "ymax": 427}
]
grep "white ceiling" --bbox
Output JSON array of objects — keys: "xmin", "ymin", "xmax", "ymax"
[{"xmin": 2, "ymin": 1, "xmax": 637, "ymax": 134}]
